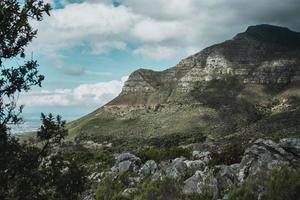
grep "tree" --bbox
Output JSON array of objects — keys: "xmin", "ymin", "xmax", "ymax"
[
  {"xmin": 0, "ymin": 1, "xmax": 87, "ymax": 199},
  {"xmin": 0, "ymin": 0, "xmax": 50, "ymax": 138},
  {"xmin": 0, "ymin": 1, "xmax": 51, "ymax": 197},
  {"xmin": 5, "ymin": 113, "xmax": 87, "ymax": 199}
]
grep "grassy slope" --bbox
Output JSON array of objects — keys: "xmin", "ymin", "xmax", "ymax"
[{"xmin": 67, "ymin": 77, "xmax": 300, "ymax": 151}]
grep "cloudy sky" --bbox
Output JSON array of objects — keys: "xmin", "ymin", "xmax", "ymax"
[{"xmin": 16, "ymin": 0, "xmax": 300, "ymax": 128}]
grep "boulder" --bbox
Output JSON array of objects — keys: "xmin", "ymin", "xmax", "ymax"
[
  {"xmin": 183, "ymin": 168, "xmax": 218, "ymax": 199},
  {"xmin": 183, "ymin": 165, "xmax": 237, "ymax": 199},
  {"xmin": 165, "ymin": 157, "xmax": 188, "ymax": 178},
  {"xmin": 183, "ymin": 170, "xmax": 206, "ymax": 194},
  {"xmin": 115, "ymin": 153, "xmax": 141, "ymax": 164},
  {"xmin": 237, "ymin": 139, "xmax": 295, "ymax": 182},
  {"xmin": 111, "ymin": 153, "xmax": 141, "ymax": 173},
  {"xmin": 214, "ymin": 165, "xmax": 238, "ymax": 196},
  {"xmin": 139, "ymin": 160, "xmax": 157, "ymax": 176}
]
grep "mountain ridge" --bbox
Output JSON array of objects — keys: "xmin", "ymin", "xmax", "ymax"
[
  {"xmin": 105, "ymin": 24, "xmax": 300, "ymax": 108},
  {"xmin": 68, "ymin": 24, "xmax": 300, "ymax": 150}
]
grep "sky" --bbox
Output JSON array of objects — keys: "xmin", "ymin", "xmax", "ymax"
[{"xmin": 13, "ymin": 0, "xmax": 300, "ymax": 132}]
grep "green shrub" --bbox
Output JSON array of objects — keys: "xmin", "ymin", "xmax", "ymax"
[
  {"xmin": 95, "ymin": 177, "xmax": 123, "ymax": 200},
  {"xmin": 265, "ymin": 165, "xmax": 300, "ymax": 200},
  {"xmin": 228, "ymin": 180, "xmax": 259, "ymax": 200},
  {"xmin": 137, "ymin": 147, "xmax": 191, "ymax": 163},
  {"xmin": 134, "ymin": 177, "xmax": 182, "ymax": 200},
  {"xmin": 208, "ymin": 143, "xmax": 245, "ymax": 167},
  {"xmin": 62, "ymin": 150, "xmax": 114, "ymax": 166},
  {"xmin": 184, "ymin": 192, "xmax": 214, "ymax": 200},
  {"xmin": 95, "ymin": 171, "xmax": 138, "ymax": 200},
  {"xmin": 271, "ymin": 132, "xmax": 289, "ymax": 143},
  {"xmin": 148, "ymin": 131, "xmax": 206, "ymax": 148},
  {"xmin": 229, "ymin": 165, "xmax": 300, "ymax": 200}
]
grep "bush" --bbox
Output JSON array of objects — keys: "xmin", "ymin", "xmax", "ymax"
[
  {"xmin": 184, "ymin": 193, "xmax": 214, "ymax": 200},
  {"xmin": 148, "ymin": 131, "xmax": 206, "ymax": 148},
  {"xmin": 229, "ymin": 165, "xmax": 300, "ymax": 200},
  {"xmin": 134, "ymin": 177, "xmax": 182, "ymax": 200},
  {"xmin": 208, "ymin": 143, "xmax": 245, "ymax": 166},
  {"xmin": 137, "ymin": 147, "xmax": 191, "ymax": 163},
  {"xmin": 228, "ymin": 180, "xmax": 259, "ymax": 200},
  {"xmin": 264, "ymin": 165, "xmax": 300, "ymax": 200},
  {"xmin": 95, "ymin": 171, "xmax": 138, "ymax": 200},
  {"xmin": 95, "ymin": 177, "xmax": 123, "ymax": 200},
  {"xmin": 62, "ymin": 150, "xmax": 114, "ymax": 166}
]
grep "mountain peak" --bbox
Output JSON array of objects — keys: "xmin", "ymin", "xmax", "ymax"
[{"xmin": 244, "ymin": 24, "xmax": 300, "ymax": 47}]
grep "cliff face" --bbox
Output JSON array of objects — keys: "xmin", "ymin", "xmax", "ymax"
[
  {"xmin": 107, "ymin": 24, "xmax": 300, "ymax": 108},
  {"xmin": 69, "ymin": 25, "xmax": 300, "ymax": 150}
]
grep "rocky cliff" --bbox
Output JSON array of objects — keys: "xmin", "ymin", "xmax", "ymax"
[
  {"xmin": 68, "ymin": 24, "xmax": 300, "ymax": 151},
  {"xmin": 106, "ymin": 24, "xmax": 300, "ymax": 109}
]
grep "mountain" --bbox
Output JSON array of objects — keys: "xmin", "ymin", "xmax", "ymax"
[{"xmin": 68, "ymin": 24, "xmax": 300, "ymax": 151}]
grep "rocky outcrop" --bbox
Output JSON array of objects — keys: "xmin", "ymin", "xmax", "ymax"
[
  {"xmin": 184, "ymin": 138, "xmax": 300, "ymax": 199},
  {"xmin": 99, "ymin": 138, "xmax": 300, "ymax": 200}
]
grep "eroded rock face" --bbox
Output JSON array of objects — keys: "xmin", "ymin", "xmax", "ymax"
[
  {"xmin": 237, "ymin": 139, "xmax": 297, "ymax": 182},
  {"xmin": 107, "ymin": 24, "xmax": 300, "ymax": 108}
]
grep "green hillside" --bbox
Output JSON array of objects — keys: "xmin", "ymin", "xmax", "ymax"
[{"xmin": 68, "ymin": 25, "xmax": 300, "ymax": 151}]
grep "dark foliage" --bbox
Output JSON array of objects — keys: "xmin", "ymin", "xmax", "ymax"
[
  {"xmin": 137, "ymin": 147, "xmax": 191, "ymax": 163},
  {"xmin": 149, "ymin": 131, "xmax": 206, "ymax": 148},
  {"xmin": 208, "ymin": 142, "xmax": 246, "ymax": 166},
  {"xmin": 0, "ymin": 1, "xmax": 87, "ymax": 199},
  {"xmin": 229, "ymin": 165, "xmax": 300, "ymax": 200}
]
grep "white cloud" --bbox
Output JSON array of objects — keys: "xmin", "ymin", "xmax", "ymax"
[
  {"xmin": 133, "ymin": 45, "xmax": 179, "ymax": 60},
  {"xmin": 29, "ymin": 0, "xmax": 300, "ymax": 61},
  {"xmin": 132, "ymin": 19, "xmax": 186, "ymax": 43},
  {"xmin": 19, "ymin": 76, "xmax": 128, "ymax": 107},
  {"xmin": 29, "ymin": 1, "xmax": 202, "ymax": 60},
  {"xmin": 30, "ymin": 2, "xmax": 139, "ymax": 54},
  {"xmin": 122, "ymin": 0, "xmax": 197, "ymax": 20}
]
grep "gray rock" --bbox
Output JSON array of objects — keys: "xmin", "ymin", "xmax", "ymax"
[
  {"xmin": 165, "ymin": 157, "xmax": 188, "ymax": 178},
  {"xmin": 183, "ymin": 170, "xmax": 205, "ymax": 194},
  {"xmin": 183, "ymin": 165, "xmax": 237, "ymax": 199},
  {"xmin": 192, "ymin": 151, "xmax": 211, "ymax": 163},
  {"xmin": 88, "ymin": 172, "xmax": 101, "ymax": 182},
  {"xmin": 237, "ymin": 139, "xmax": 295, "ymax": 182},
  {"xmin": 112, "ymin": 153, "xmax": 141, "ymax": 173},
  {"xmin": 214, "ymin": 165, "xmax": 238, "ymax": 196},
  {"xmin": 184, "ymin": 160, "xmax": 205, "ymax": 169},
  {"xmin": 122, "ymin": 188, "xmax": 138, "ymax": 199},
  {"xmin": 183, "ymin": 167, "xmax": 219, "ymax": 199},
  {"xmin": 139, "ymin": 160, "xmax": 157, "ymax": 176},
  {"xmin": 118, "ymin": 160, "xmax": 134, "ymax": 173},
  {"xmin": 279, "ymin": 138, "xmax": 300, "ymax": 156},
  {"xmin": 115, "ymin": 153, "xmax": 141, "ymax": 164}
]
